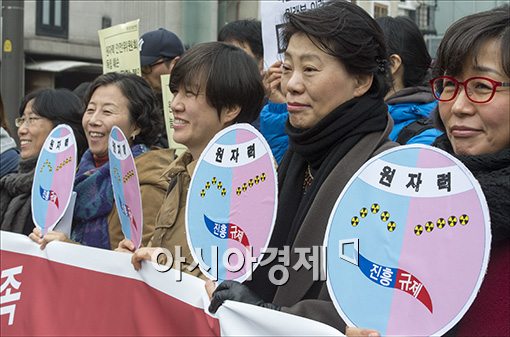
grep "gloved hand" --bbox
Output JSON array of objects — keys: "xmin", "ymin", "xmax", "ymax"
[{"xmin": 208, "ymin": 280, "xmax": 280, "ymax": 313}]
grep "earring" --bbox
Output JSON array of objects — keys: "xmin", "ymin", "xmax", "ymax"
[{"xmin": 131, "ymin": 134, "xmax": 136, "ymax": 141}]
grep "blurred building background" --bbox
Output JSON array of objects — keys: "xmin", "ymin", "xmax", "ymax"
[{"xmin": 1, "ymin": 0, "xmax": 507, "ymax": 137}]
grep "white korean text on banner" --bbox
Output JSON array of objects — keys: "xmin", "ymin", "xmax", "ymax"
[
  {"xmin": 324, "ymin": 145, "xmax": 491, "ymax": 336},
  {"xmin": 0, "ymin": 231, "xmax": 343, "ymax": 336},
  {"xmin": 186, "ymin": 124, "xmax": 278, "ymax": 282}
]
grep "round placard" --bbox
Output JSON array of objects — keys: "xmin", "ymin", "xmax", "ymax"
[
  {"xmin": 32, "ymin": 124, "xmax": 77, "ymax": 234},
  {"xmin": 109, "ymin": 126, "xmax": 143, "ymax": 249},
  {"xmin": 324, "ymin": 145, "xmax": 491, "ymax": 336},
  {"xmin": 186, "ymin": 124, "xmax": 278, "ymax": 282}
]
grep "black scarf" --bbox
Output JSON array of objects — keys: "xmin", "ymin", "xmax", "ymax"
[
  {"xmin": 271, "ymin": 95, "xmax": 388, "ymax": 249},
  {"xmin": 248, "ymin": 95, "xmax": 388, "ymax": 302},
  {"xmin": 434, "ymin": 135, "xmax": 510, "ymax": 243},
  {"xmin": 0, "ymin": 156, "xmax": 38, "ymax": 235}
]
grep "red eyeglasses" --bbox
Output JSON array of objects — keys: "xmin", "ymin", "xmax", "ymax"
[{"xmin": 430, "ymin": 76, "xmax": 510, "ymax": 103}]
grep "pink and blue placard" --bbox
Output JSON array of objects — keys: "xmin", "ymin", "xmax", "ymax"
[
  {"xmin": 108, "ymin": 126, "xmax": 143, "ymax": 249},
  {"xmin": 31, "ymin": 124, "xmax": 77, "ymax": 235},
  {"xmin": 324, "ymin": 145, "xmax": 491, "ymax": 336},
  {"xmin": 186, "ymin": 124, "xmax": 278, "ymax": 282}
]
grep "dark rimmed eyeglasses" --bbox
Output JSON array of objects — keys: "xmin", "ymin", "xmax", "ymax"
[
  {"xmin": 430, "ymin": 76, "xmax": 510, "ymax": 104},
  {"xmin": 141, "ymin": 58, "xmax": 171, "ymax": 75}
]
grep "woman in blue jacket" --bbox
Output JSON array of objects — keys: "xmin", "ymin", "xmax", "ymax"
[{"xmin": 376, "ymin": 16, "xmax": 442, "ymax": 145}]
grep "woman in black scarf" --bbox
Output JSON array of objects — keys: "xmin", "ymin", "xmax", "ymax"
[
  {"xmin": 430, "ymin": 5, "xmax": 509, "ymax": 336},
  {"xmin": 208, "ymin": 1, "xmax": 395, "ymax": 335},
  {"xmin": 0, "ymin": 89, "xmax": 87, "ymax": 235}
]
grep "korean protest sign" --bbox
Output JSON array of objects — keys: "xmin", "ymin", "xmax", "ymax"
[
  {"xmin": 260, "ymin": 0, "xmax": 324, "ymax": 68},
  {"xmin": 324, "ymin": 145, "xmax": 491, "ymax": 336},
  {"xmin": 108, "ymin": 126, "xmax": 143, "ymax": 249},
  {"xmin": 98, "ymin": 19, "xmax": 141, "ymax": 75},
  {"xmin": 31, "ymin": 125, "xmax": 77, "ymax": 236},
  {"xmin": 186, "ymin": 124, "xmax": 278, "ymax": 282},
  {"xmin": 161, "ymin": 74, "xmax": 187, "ymax": 156}
]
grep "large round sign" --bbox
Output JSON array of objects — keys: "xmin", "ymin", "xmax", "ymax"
[
  {"xmin": 186, "ymin": 124, "xmax": 278, "ymax": 282},
  {"xmin": 32, "ymin": 124, "xmax": 77, "ymax": 235},
  {"xmin": 324, "ymin": 145, "xmax": 491, "ymax": 336}
]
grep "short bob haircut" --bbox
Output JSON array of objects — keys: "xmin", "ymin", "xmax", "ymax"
[
  {"xmin": 218, "ymin": 19, "xmax": 264, "ymax": 62},
  {"xmin": 376, "ymin": 16, "xmax": 432, "ymax": 88},
  {"xmin": 433, "ymin": 4, "xmax": 509, "ymax": 79},
  {"xmin": 83, "ymin": 72, "xmax": 162, "ymax": 147},
  {"xmin": 433, "ymin": 4, "xmax": 509, "ymax": 131},
  {"xmin": 282, "ymin": 0, "xmax": 390, "ymax": 99},
  {"xmin": 18, "ymin": 88, "xmax": 88, "ymax": 159},
  {"xmin": 169, "ymin": 42, "xmax": 265, "ymax": 124}
]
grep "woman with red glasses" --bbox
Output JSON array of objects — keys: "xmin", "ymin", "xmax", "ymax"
[{"xmin": 431, "ymin": 5, "xmax": 509, "ymax": 336}]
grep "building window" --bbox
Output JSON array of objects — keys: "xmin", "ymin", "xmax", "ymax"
[
  {"xmin": 416, "ymin": 4, "xmax": 436, "ymax": 35},
  {"xmin": 374, "ymin": 3, "xmax": 388, "ymax": 18},
  {"xmin": 218, "ymin": 0, "xmax": 241, "ymax": 31},
  {"xmin": 36, "ymin": 0, "xmax": 69, "ymax": 39}
]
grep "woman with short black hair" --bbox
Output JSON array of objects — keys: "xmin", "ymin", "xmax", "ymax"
[
  {"xmin": 1, "ymin": 88, "xmax": 86, "ymax": 235},
  {"xmin": 30, "ymin": 73, "xmax": 174, "ymax": 250},
  {"xmin": 431, "ymin": 5, "xmax": 509, "ymax": 335},
  {"xmin": 117, "ymin": 42, "xmax": 266, "ymax": 279},
  {"xmin": 208, "ymin": 1, "xmax": 396, "ymax": 335}
]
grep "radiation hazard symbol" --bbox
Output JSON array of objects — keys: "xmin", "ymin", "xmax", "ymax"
[
  {"xmin": 425, "ymin": 221, "xmax": 434, "ymax": 232},
  {"xmin": 460, "ymin": 214, "xmax": 469, "ymax": 225},
  {"xmin": 387, "ymin": 221, "xmax": 396, "ymax": 232},
  {"xmin": 360, "ymin": 208, "xmax": 368, "ymax": 218},
  {"xmin": 371, "ymin": 203, "xmax": 380, "ymax": 214},
  {"xmin": 380, "ymin": 211, "xmax": 390, "ymax": 222},
  {"xmin": 414, "ymin": 225, "xmax": 424, "ymax": 236},
  {"xmin": 235, "ymin": 172, "xmax": 267, "ymax": 197},
  {"xmin": 351, "ymin": 203, "xmax": 396, "ymax": 232},
  {"xmin": 200, "ymin": 178, "xmax": 227, "ymax": 198}
]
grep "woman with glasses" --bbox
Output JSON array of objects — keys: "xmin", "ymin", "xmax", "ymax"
[
  {"xmin": 30, "ymin": 73, "xmax": 174, "ymax": 250},
  {"xmin": 430, "ymin": 5, "xmax": 509, "ymax": 336},
  {"xmin": 1, "ymin": 88, "xmax": 87, "ymax": 235}
]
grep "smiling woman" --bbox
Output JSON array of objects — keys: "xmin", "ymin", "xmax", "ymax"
[
  {"xmin": 1, "ymin": 88, "xmax": 87, "ymax": 235},
  {"xmin": 115, "ymin": 42, "xmax": 265, "ymax": 279},
  {"xmin": 82, "ymin": 84, "xmax": 140, "ymax": 159},
  {"xmin": 431, "ymin": 5, "xmax": 510, "ymax": 336},
  {"xmin": 29, "ymin": 73, "xmax": 174, "ymax": 251}
]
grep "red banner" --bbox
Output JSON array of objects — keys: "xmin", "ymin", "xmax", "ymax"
[
  {"xmin": 0, "ymin": 231, "xmax": 343, "ymax": 336},
  {"xmin": 0, "ymin": 232, "xmax": 219, "ymax": 336}
]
